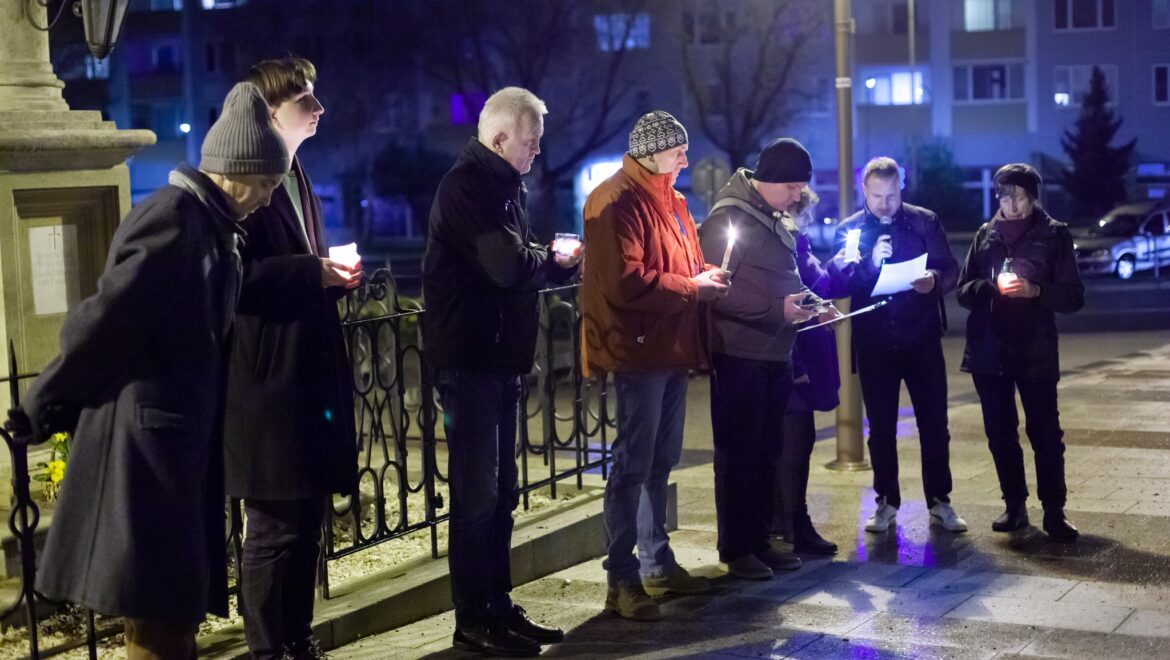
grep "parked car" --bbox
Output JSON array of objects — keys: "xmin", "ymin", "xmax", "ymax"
[{"xmin": 1074, "ymin": 201, "xmax": 1170, "ymax": 280}]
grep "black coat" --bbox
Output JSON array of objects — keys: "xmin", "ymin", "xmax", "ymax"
[
  {"xmin": 835, "ymin": 203, "xmax": 958, "ymax": 350},
  {"xmin": 25, "ymin": 165, "xmax": 239, "ymax": 622},
  {"xmin": 956, "ymin": 208, "xmax": 1085, "ymax": 379},
  {"xmin": 422, "ymin": 138, "xmax": 575, "ymax": 375},
  {"xmin": 224, "ymin": 157, "xmax": 356, "ymax": 500}
]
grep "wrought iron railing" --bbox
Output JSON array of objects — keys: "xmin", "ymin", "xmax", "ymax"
[{"xmin": 2, "ymin": 268, "xmax": 612, "ymax": 657}]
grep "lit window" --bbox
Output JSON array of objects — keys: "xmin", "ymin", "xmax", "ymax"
[
  {"xmin": 1155, "ymin": 65, "xmax": 1169, "ymax": 105},
  {"xmin": 1053, "ymin": 64, "xmax": 1119, "ymax": 107},
  {"xmin": 202, "ymin": 0, "xmax": 247, "ymax": 8},
  {"xmin": 1055, "ymin": 0, "xmax": 1115, "ymax": 30},
  {"xmin": 963, "ymin": 0, "xmax": 1013, "ymax": 31},
  {"xmin": 860, "ymin": 69, "xmax": 928, "ymax": 106},
  {"xmin": 84, "ymin": 55, "xmax": 110, "ymax": 80},
  {"xmin": 593, "ymin": 13, "xmax": 650, "ymax": 52},
  {"xmin": 954, "ymin": 63, "xmax": 1024, "ymax": 102}
]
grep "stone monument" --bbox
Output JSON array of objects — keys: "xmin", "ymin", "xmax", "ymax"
[{"xmin": 0, "ymin": 0, "xmax": 154, "ymax": 501}]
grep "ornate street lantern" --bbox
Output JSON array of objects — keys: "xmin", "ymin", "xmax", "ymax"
[{"xmin": 80, "ymin": 0, "xmax": 131, "ymax": 60}]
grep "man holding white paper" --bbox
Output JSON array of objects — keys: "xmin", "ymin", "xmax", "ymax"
[
  {"xmin": 224, "ymin": 58, "xmax": 361, "ymax": 659},
  {"xmin": 834, "ymin": 157, "xmax": 966, "ymax": 536}
]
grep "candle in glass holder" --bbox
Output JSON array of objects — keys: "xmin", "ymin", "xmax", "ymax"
[
  {"xmin": 996, "ymin": 257, "xmax": 1017, "ymax": 292},
  {"xmin": 720, "ymin": 225, "xmax": 737, "ymax": 271}
]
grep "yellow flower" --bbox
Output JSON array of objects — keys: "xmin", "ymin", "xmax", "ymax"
[{"xmin": 47, "ymin": 460, "xmax": 66, "ymax": 484}]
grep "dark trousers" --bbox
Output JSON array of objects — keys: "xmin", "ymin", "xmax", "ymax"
[
  {"xmin": 240, "ymin": 497, "xmax": 327, "ymax": 660},
  {"xmin": 856, "ymin": 340, "xmax": 952, "ymax": 508},
  {"xmin": 772, "ymin": 409, "xmax": 817, "ymax": 537},
  {"xmin": 972, "ymin": 373, "xmax": 1067, "ymax": 509},
  {"xmin": 710, "ymin": 353, "xmax": 792, "ymax": 562},
  {"xmin": 436, "ymin": 369, "xmax": 520, "ymax": 628}
]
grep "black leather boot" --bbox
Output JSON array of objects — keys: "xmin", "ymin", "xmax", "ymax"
[
  {"xmin": 791, "ymin": 511, "xmax": 838, "ymax": 555},
  {"xmin": 992, "ymin": 501, "xmax": 1029, "ymax": 532},
  {"xmin": 1043, "ymin": 508, "xmax": 1079, "ymax": 542}
]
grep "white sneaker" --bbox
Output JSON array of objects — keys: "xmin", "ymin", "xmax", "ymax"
[
  {"xmin": 929, "ymin": 500, "xmax": 969, "ymax": 532},
  {"xmin": 864, "ymin": 499, "xmax": 898, "ymax": 532}
]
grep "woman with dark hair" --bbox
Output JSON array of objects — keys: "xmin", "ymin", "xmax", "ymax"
[
  {"xmin": 956, "ymin": 163, "xmax": 1084, "ymax": 542},
  {"xmin": 771, "ymin": 187, "xmax": 851, "ymax": 555}
]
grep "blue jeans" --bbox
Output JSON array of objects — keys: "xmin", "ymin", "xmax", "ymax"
[
  {"xmin": 603, "ymin": 370, "xmax": 688, "ymax": 587},
  {"xmin": 436, "ymin": 369, "xmax": 520, "ymax": 627}
]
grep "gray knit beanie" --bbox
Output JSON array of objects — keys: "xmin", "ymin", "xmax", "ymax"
[
  {"xmin": 628, "ymin": 111, "xmax": 688, "ymax": 159},
  {"xmin": 200, "ymin": 82, "xmax": 289, "ymax": 175}
]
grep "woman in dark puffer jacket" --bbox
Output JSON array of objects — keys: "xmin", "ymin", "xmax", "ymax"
[{"xmin": 956, "ymin": 163, "xmax": 1084, "ymax": 543}]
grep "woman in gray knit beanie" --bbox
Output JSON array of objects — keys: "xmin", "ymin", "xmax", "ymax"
[
  {"xmin": 10, "ymin": 82, "xmax": 291, "ymax": 660},
  {"xmin": 192, "ymin": 81, "xmax": 290, "ymax": 220}
]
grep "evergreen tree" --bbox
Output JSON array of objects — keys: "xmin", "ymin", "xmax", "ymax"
[{"xmin": 1060, "ymin": 66, "xmax": 1137, "ymax": 221}]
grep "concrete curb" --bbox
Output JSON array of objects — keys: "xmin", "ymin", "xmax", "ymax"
[{"xmin": 199, "ymin": 478, "xmax": 678, "ymax": 658}]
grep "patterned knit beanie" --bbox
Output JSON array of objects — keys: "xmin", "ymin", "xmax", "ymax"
[
  {"xmin": 628, "ymin": 111, "xmax": 688, "ymax": 159},
  {"xmin": 200, "ymin": 82, "xmax": 289, "ymax": 175}
]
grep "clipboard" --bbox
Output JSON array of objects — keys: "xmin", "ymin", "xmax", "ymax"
[{"xmin": 797, "ymin": 298, "xmax": 890, "ymax": 333}]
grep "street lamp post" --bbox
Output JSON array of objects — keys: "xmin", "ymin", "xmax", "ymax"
[{"xmin": 828, "ymin": 0, "xmax": 869, "ymax": 472}]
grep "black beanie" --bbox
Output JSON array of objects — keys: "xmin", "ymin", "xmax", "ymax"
[
  {"xmin": 753, "ymin": 138, "xmax": 812, "ymax": 184},
  {"xmin": 994, "ymin": 163, "xmax": 1042, "ymax": 200}
]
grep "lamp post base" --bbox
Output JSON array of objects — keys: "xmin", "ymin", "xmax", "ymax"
[{"xmin": 825, "ymin": 459, "xmax": 871, "ymax": 472}]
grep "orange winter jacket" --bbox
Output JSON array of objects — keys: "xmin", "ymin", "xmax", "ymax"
[{"xmin": 581, "ymin": 155, "xmax": 711, "ymax": 376}]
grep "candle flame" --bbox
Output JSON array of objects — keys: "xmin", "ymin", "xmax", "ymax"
[{"xmin": 727, "ymin": 225, "xmax": 737, "ymax": 243}]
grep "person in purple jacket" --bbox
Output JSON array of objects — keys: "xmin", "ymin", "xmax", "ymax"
[{"xmin": 772, "ymin": 188, "xmax": 853, "ymax": 555}]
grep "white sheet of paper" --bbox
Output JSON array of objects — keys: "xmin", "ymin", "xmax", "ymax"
[
  {"xmin": 328, "ymin": 243, "xmax": 361, "ymax": 275},
  {"xmin": 870, "ymin": 253, "xmax": 928, "ymax": 297}
]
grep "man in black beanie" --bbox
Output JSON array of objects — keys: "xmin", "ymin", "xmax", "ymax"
[
  {"xmin": 698, "ymin": 137, "xmax": 835, "ymax": 580},
  {"xmin": 6, "ymin": 82, "xmax": 287, "ymax": 659}
]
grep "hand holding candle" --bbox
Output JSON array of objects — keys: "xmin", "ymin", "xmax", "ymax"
[{"xmin": 720, "ymin": 225, "xmax": 737, "ymax": 271}]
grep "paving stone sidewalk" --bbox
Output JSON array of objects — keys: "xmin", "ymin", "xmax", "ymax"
[{"xmin": 332, "ymin": 336, "xmax": 1170, "ymax": 659}]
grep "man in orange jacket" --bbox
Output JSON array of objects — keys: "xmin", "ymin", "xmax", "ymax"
[{"xmin": 581, "ymin": 111, "xmax": 729, "ymax": 621}]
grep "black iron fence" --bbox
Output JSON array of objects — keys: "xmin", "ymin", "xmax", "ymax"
[{"xmin": 1, "ymin": 268, "xmax": 612, "ymax": 658}]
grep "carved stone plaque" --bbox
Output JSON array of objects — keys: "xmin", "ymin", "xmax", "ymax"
[{"xmin": 28, "ymin": 224, "xmax": 81, "ymax": 316}]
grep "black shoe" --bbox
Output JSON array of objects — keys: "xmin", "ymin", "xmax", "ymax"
[
  {"xmin": 499, "ymin": 604, "xmax": 564, "ymax": 644},
  {"xmin": 453, "ymin": 623, "xmax": 541, "ymax": 657},
  {"xmin": 792, "ymin": 513, "xmax": 838, "ymax": 555},
  {"xmin": 992, "ymin": 502, "xmax": 1029, "ymax": 532},
  {"xmin": 1043, "ymin": 509, "xmax": 1079, "ymax": 543}
]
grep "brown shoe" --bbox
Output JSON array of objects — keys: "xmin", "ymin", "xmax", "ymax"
[
  {"xmin": 604, "ymin": 584, "xmax": 663, "ymax": 621},
  {"xmin": 726, "ymin": 553, "xmax": 773, "ymax": 580},
  {"xmin": 757, "ymin": 545, "xmax": 801, "ymax": 571},
  {"xmin": 642, "ymin": 565, "xmax": 711, "ymax": 595}
]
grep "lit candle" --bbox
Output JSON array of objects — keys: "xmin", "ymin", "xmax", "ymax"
[
  {"xmin": 997, "ymin": 271, "xmax": 1018, "ymax": 292},
  {"xmin": 721, "ymin": 225, "xmax": 737, "ymax": 271}
]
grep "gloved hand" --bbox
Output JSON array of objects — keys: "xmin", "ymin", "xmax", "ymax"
[{"xmin": 5, "ymin": 407, "xmax": 36, "ymax": 444}]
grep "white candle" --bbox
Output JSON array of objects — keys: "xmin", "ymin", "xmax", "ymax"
[{"xmin": 720, "ymin": 225, "xmax": 737, "ymax": 270}]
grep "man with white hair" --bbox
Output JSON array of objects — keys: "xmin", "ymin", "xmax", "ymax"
[{"xmin": 422, "ymin": 86, "xmax": 580, "ymax": 657}]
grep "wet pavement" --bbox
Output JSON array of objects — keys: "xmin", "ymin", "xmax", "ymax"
[{"xmin": 332, "ymin": 331, "xmax": 1170, "ymax": 659}]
